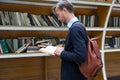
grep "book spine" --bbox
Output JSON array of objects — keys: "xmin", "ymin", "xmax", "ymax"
[{"xmin": 0, "ymin": 39, "xmax": 9, "ymax": 53}]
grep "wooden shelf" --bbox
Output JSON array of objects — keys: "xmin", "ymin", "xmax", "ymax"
[
  {"xmin": 0, "ymin": 53, "xmax": 49, "ymax": 59},
  {"xmin": 0, "ymin": 26, "xmax": 104, "ymax": 38},
  {"xmin": 0, "ymin": 26, "xmax": 104, "ymax": 31},
  {"xmin": 0, "ymin": 26, "xmax": 68, "ymax": 38},
  {"xmin": 0, "ymin": 26, "xmax": 68, "ymax": 31},
  {"xmin": 113, "ymin": 3, "xmax": 120, "ymax": 8},
  {"xmin": 104, "ymin": 48, "xmax": 120, "ymax": 53},
  {"xmin": 106, "ymin": 28, "xmax": 120, "ymax": 31}
]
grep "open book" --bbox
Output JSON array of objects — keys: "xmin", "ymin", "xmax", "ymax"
[{"xmin": 39, "ymin": 46, "xmax": 57, "ymax": 55}]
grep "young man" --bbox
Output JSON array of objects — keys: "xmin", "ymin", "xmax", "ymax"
[{"xmin": 53, "ymin": 1, "xmax": 88, "ymax": 80}]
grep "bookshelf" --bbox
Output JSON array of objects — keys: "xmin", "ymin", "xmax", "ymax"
[
  {"xmin": 104, "ymin": 0, "xmax": 120, "ymax": 80},
  {"xmin": 0, "ymin": 0, "xmax": 120, "ymax": 80}
]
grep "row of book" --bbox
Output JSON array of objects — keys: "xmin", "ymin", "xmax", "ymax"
[
  {"xmin": 108, "ymin": 16, "xmax": 120, "ymax": 27},
  {"xmin": 2, "ymin": 11, "xmax": 120, "ymax": 28},
  {"xmin": 76, "ymin": 15, "xmax": 98, "ymax": 27},
  {"xmin": 116, "ymin": 0, "xmax": 120, "ymax": 3},
  {"xmin": 0, "ymin": 11, "xmax": 99, "ymax": 27},
  {"xmin": 0, "ymin": 37, "xmax": 34, "ymax": 54},
  {"xmin": 0, "ymin": 36, "xmax": 65, "ymax": 54},
  {"xmin": 1, "ymin": 36, "xmax": 120, "ymax": 54},
  {"xmin": 105, "ymin": 36, "xmax": 120, "ymax": 49},
  {"xmin": 0, "ymin": 11, "xmax": 63, "ymax": 27}
]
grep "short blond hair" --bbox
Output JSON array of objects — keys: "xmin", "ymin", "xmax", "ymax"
[{"xmin": 52, "ymin": 0, "xmax": 73, "ymax": 15}]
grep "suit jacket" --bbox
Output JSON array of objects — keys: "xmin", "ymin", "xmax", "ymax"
[{"xmin": 60, "ymin": 22, "xmax": 88, "ymax": 80}]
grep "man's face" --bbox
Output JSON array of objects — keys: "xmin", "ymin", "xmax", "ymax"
[{"xmin": 55, "ymin": 7, "xmax": 66, "ymax": 24}]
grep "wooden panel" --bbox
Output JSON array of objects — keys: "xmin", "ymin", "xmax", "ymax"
[
  {"xmin": 106, "ymin": 0, "xmax": 112, "ymax": 3},
  {"xmin": 105, "ymin": 52, "xmax": 120, "ymax": 78},
  {"xmin": 0, "ymin": 2, "xmax": 96, "ymax": 15},
  {"xmin": 15, "ymin": 0, "xmax": 57, "ymax": 3},
  {"xmin": 74, "ymin": 8, "xmax": 95, "ymax": 15},
  {"xmin": 19, "ymin": 0, "xmax": 45, "ymax": 1},
  {"xmin": 0, "ymin": 2, "xmax": 52, "ymax": 15},
  {"xmin": 0, "ymin": 57, "xmax": 45, "ymax": 80},
  {"xmin": 45, "ymin": 56, "xmax": 104, "ymax": 80},
  {"xmin": 88, "ymin": 31, "xmax": 103, "ymax": 37},
  {"xmin": 46, "ymin": 56, "xmax": 61, "ymax": 80},
  {"xmin": 106, "ymin": 31, "xmax": 120, "ymax": 37},
  {"xmin": 88, "ymin": 31, "xmax": 103, "ymax": 48},
  {"xmin": 111, "ymin": 10, "xmax": 120, "ymax": 16},
  {"xmin": 93, "ymin": 71, "xmax": 104, "ymax": 80},
  {"xmin": 96, "ymin": 6, "xmax": 110, "ymax": 27}
]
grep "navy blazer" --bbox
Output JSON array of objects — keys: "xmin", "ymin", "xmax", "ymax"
[{"xmin": 60, "ymin": 22, "xmax": 88, "ymax": 80}]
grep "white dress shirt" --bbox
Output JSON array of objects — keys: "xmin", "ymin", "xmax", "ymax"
[{"xmin": 67, "ymin": 17, "xmax": 79, "ymax": 28}]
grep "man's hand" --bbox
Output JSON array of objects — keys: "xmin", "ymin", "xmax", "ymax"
[{"xmin": 54, "ymin": 47, "xmax": 64, "ymax": 57}]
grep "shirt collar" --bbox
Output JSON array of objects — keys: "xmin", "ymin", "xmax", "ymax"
[{"xmin": 67, "ymin": 17, "xmax": 79, "ymax": 28}]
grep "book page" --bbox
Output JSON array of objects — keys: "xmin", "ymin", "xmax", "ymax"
[{"xmin": 39, "ymin": 46, "xmax": 57, "ymax": 55}]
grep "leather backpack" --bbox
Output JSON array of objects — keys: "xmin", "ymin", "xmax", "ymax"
[{"xmin": 78, "ymin": 36, "xmax": 103, "ymax": 79}]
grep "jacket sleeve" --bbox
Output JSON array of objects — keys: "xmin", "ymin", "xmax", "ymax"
[{"xmin": 60, "ymin": 25, "xmax": 88, "ymax": 64}]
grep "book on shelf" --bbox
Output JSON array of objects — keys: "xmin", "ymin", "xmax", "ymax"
[
  {"xmin": 0, "ymin": 39, "xmax": 10, "ymax": 54},
  {"xmin": 116, "ymin": 0, "xmax": 120, "ymax": 3},
  {"xmin": 15, "ymin": 41, "xmax": 32, "ymax": 54},
  {"xmin": 35, "ymin": 39, "xmax": 51, "ymax": 48},
  {"xmin": 27, "ymin": 13, "xmax": 35, "ymax": 26},
  {"xmin": 108, "ymin": 16, "xmax": 120, "ymax": 27},
  {"xmin": 48, "ymin": 15, "xmax": 58, "ymax": 27},
  {"xmin": 37, "ymin": 15, "xmax": 48, "ymax": 26},
  {"xmin": 105, "ymin": 36, "xmax": 120, "ymax": 49},
  {"xmin": 16, "ymin": 12, "xmax": 22, "ymax": 26},
  {"xmin": 35, "ymin": 36, "xmax": 58, "ymax": 46},
  {"xmin": 13, "ymin": 39, "xmax": 19, "ymax": 51},
  {"xmin": 0, "ymin": 44, "xmax": 3, "ymax": 54},
  {"xmin": 27, "ymin": 46, "xmax": 40, "ymax": 53},
  {"xmin": 52, "ymin": 14, "xmax": 62, "ymax": 27},
  {"xmin": 35, "ymin": 40, "xmax": 49, "ymax": 44},
  {"xmin": 6, "ymin": 39, "xmax": 14, "ymax": 53},
  {"xmin": 32, "ymin": 14, "xmax": 42, "ymax": 26},
  {"xmin": 0, "ymin": 13, "xmax": 3, "ymax": 25},
  {"xmin": 41, "ymin": 15, "xmax": 54, "ymax": 26}
]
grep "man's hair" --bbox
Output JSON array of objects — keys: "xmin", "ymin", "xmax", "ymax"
[{"xmin": 52, "ymin": 0, "xmax": 74, "ymax": 14}]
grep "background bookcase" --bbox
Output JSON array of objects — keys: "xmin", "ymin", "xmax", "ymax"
[
  {"xmin": 0, "ymin": 0, "xmax": 120, "ymax": 80},
  {"xmin": 104, "ymin": 0, "xmax": 120, "ymax": 80}
]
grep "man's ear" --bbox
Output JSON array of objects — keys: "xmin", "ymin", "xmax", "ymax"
[{"xmin": 63, "ymin": 7, "xmax": 67, "ymax": 13}]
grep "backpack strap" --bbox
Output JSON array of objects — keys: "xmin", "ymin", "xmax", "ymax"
[
  {"xmin": 72, "ymin": 21, "xmax": 86, "ymax": 28},
  {"xmin": 90, "ymin": 36, "xmax": 101, "ymax": 41}
]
